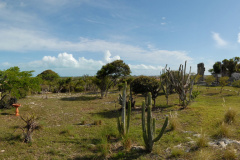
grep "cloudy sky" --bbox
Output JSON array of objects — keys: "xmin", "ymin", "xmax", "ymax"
[{"xmin": 0, "ymin": 0, "xmax": 240, "ymax": 76}]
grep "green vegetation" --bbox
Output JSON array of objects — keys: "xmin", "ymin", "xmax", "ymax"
[
  {"xmin": 1, "ymin": 59, "xmax": 240, "ymax": 159},
  {"xmin": 131, "ymin": 75, "xmax": 161, "ymax": 107},
  {"xmin": 141, "ymin": 93, "xmax": 168, "ymax": 152},
  {"xmin": 166, "ymin": 61, "xmax": 196, "ymax": 108},
  {"xmin": 0, "ymin": 84, "xmax": 240, "ymax": 159},
  {"xmin": 95, "ymin": 60, "xmax": 131, "ymax": 98},
  {"xmin": 205, "ymin": 75, "xmax": 215, "ymax": 89},
  {"xmin": 232, "ymin": 80, "xmax": 240, "ymax": 95},
  {"xmin": 219, "ymin": 76, "xmax": 229, "ymax": 93},
  {"xmin": 117, "ymin": 82, "xmax": 131, "ymax": 137},
  {"xmin": 0, "ymin": 67, "xmax": 41, "ymax": 108},
  {"xmin": 209, "ymin": 57, "xmax": 240, "ymax": 76}
]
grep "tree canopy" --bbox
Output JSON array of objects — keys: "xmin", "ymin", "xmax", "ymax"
[
  {"xmin": 209, "ymin": 57, "xmax": 240, "ymax": 76},
  {"xmin": 95, "ymin": 60, "xmax": 131, "ymax": 98},
  {"xmin": 131, "ymin": 76, "xmax": 160, "ymax": 107},
  {"xmin": 0, "ymin": 67, "xmax": 41, "ymax": 108},
  {"xmin": 37, "ymin": 69, "xmax": 60, "ymax": 82}
]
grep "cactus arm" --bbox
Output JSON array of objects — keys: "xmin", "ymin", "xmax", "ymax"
[
  {"xmin": 147, "ymin": 105, "xmax": 153, "ymax": 150},
  {"xmin": 121, "ymin": 82, "xmax": 127, "ymax": 134},
  {"xmin": 153, "ymin": 118, "xmax": 156, "ymax": 137},
  {"xmin": 127, "ymin": 100, "xmax": 131, "ymax": 134},
  {"xmin": 153, "ymin": 117, "xmax": 168, "ymax": 142},
  {"xmin": 118, "ymin": 93, "xmax": 123, "ymax": 105},
  {"xmin": 146, "ymin": 93, "xmax": 154, "ymax": 150},
  {"xmin": 142, "ymin": 101, "xmax": 148, "ymax": 146},
  {"xmin": 117, "ymin": 116, "xmax": 123, "ymax": 135}
]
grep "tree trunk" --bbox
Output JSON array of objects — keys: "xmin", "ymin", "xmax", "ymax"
[
  {"xmin": 100, "ymin": 90, "xmax": 104, "ymax": 99},
  {"xmin": 153, "ymin": 99, "xmax": 156, "ymax": 108},
  {"xmin": 24, "ymin": 131, "xmax": 32, "ymax": 143}
]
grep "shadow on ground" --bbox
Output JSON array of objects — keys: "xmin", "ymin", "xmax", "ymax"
[
  {"xmin": 71, "ymin": 150, "xmax": 148, "ymax": 160},
  {"xmin": 60, "ymin": 96, "xmax": 99, "ymax": 101},
  {"xmin": 1, "ymin": 112, "xmax": 14, "ymax": 115},
  {"xmin": 91, "ymin": 110, "xmax": 119, "ymax": 119},
  {"xmin": 153, "ymin": 104, "xmax": 174, "ymax": 111}
]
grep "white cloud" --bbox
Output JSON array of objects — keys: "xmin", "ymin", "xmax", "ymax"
[
  {"xmin": 104, "ymin": 50, "xmax": 120, "ymax": 63},
  {"xmin": 27, "ymin": 52, "xmax": 106, "ymax": 69},
  {"xmin": 212, "ymin": 32, "xmax": 227, "ymax": 47},
  {"xmin": 129, "ymin": 64, "xmax": 162, "ymax": 70},
  {"xmin": 0, "ymin": 27, "xmax": 192, "ymax": 66},
  {"xmin": 2, "ymin": 50, "xmax": 192, "ymax": 76},
  {"xmin": 161, "ymin": 22, "xmax": 166, "ymax": 25},
  {"xmin": 0, "ymin": 27, "xmax": 194, "ymax": 75}
]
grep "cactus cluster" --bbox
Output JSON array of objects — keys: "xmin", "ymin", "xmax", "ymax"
[
  {"xmin": 142, "ymin": 92, "xmax": 168, "ymax": 152},
  {"xmin": 117, "ymin": 82, "xmax": 131, "ymax": 136},
  {"xmin": 166, "ymin": 61, "xmax": 196, "ymax": 108}
]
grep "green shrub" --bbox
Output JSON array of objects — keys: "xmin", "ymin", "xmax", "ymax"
[
  {"xmin": 232, "ymin": 80, "xmax": 240, "ymax": 95},
  {"xmin": 170, "ymin": 148, "xmax": 184, "ymax": 158},
  {"xmin": 191, "ymin": 90, "xmax": 200, "ymax": 100}
]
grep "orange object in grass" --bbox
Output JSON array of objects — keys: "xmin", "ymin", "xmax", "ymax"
[{"xmin": 12, "ymin": 103, "xmax": 21, "ymax": 116}]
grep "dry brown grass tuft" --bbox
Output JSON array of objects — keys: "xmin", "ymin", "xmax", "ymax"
[
  {"xmin": 224, "ymin": 108, "xmax": 237, "ymax": 124},
  {"xmin": 169, "ymin": 111, "xmax": 181, "ymax": 131}
]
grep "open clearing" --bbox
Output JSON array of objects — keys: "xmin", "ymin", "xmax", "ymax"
[{"xmin": 0, "ymin": 86, "xmax": 240, "ymax": 159}]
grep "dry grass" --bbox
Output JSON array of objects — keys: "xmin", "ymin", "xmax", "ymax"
[
  {"xmin": 196, "ymin": 131, "xmax": 208, "ymax": 149},
  {"xmin": 224, "ymin": 107, "xmax": 237, "ymax": 124},
  {"xmin": 194, "ymin": 149, "xmax": 214, "ymax": 160},
  {"xmin": 223, "ymin": 147, "xmax": 237, "ymax": 160},
  {"xmin": 169, "ymin": 111, "xmax": 181, "ymax": 131},
  {"xmin": 0, "ymin": 86, "xmax": 240, "ymax": 159},
  {"xmin": 214, "ymin": 122, "xmax": 232, "ymax": 138}
]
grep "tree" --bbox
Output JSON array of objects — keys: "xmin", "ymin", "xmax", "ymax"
[
  {"xmin": 209, "ymin": 57, "xmax": 240, "ymax": 77},
  {"xmin": 205, "ymin": 75, "xmax": 215, "ymax": 90},
  {"xmin": 37, "ymin": 70, "xmax": 60, "ymax": 81},
  {"xmin": 0, "ymin": 67, "xmax": 41, "ymax": 108},
  {"xmin": 65, "ymin": 77, "xmax": 73, "ymax": 93},
  {"xmin": 219, "ymin": 76, "xmax": 229, "ymax": 93},
  {"xmin": 213, "ymin": 62, "xmax": 221, "ymax": 74},
  {"xmin": 222, "ymin": 57, "xmax": 240, "ymax": 76},
  {"xmin": 93, "ymin": 76, "xmax": 111, "ymax": 98},
  {"xmin": 95, "ymin": 60, "xmax": 131, "ymax": 98},
  {"xmin": 232, "ymin": 80, "xmax": 240, "ymax": 95},
  {"xmin": 37, "ymin": 70, "xmax": 60, "ymax": 92},
  {"xmin": 131, "ymin": 76, "xmax": 161, "ymax": 107}
]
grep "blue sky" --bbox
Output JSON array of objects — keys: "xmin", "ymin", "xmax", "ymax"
[{"xmin": 0, "ymin": 0, "xmax": 240, "ymax": 76}]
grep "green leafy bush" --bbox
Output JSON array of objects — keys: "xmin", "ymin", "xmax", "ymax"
[{"xmin": 191, "ymin": 90, "xmax": 201, "ymax": 100}]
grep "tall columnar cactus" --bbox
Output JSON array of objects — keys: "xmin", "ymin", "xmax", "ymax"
[
  {"xmin": 142, "ymin": 92, "xmax": 168, "ymax": 152},
  {"xmin": 166, "ymin": 61, "xmax": 197, "ymax": 108},
  {"xmin": 160, "ymin": 65, "xmax": 171, "ymax": 105},
  {"xmin": 117, "ymin": 82, "xmax": 131, "ymax": 136}
]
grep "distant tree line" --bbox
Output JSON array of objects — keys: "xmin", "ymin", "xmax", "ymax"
[{"xmin": 209, "ymin": 57, "xmax": 240, "ymax": 76}]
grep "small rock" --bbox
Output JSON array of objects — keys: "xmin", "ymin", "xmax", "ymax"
[
  {"xmin": 174, "ymin": 144, "xmax": 182, "ymax": 148},
  {"xmin": 165, "ymin": 147, "xmax": 171, "ymax": 154},
  {"xmin": 186, "ymin": 137, "xmax": 192, "ymax": 140},
  {"xmin": 1, "ymin": 150, "xmax": 5, "ymax": 153},
  {"xmin": 193, "ymin": 134, "xmax": 201, "ymax": 138},
  {"xmin": 218, "ymin": 141, "xmax": 227, "ymax": 149},
  {"xmin": 188, "ymin": 141, "xmax": 196, "ymax": 145},
  {"xmin": 131, "ymin": 146, "xmax": 145, "ymax": 151},
  {"xmin": 208, "ymin": 142, "xmax": 218, "ymax": 148}
]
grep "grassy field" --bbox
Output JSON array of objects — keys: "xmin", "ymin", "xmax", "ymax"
[{"xmin": 0, "ymin": 85, "xmax": 240, "ymax": 159}]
